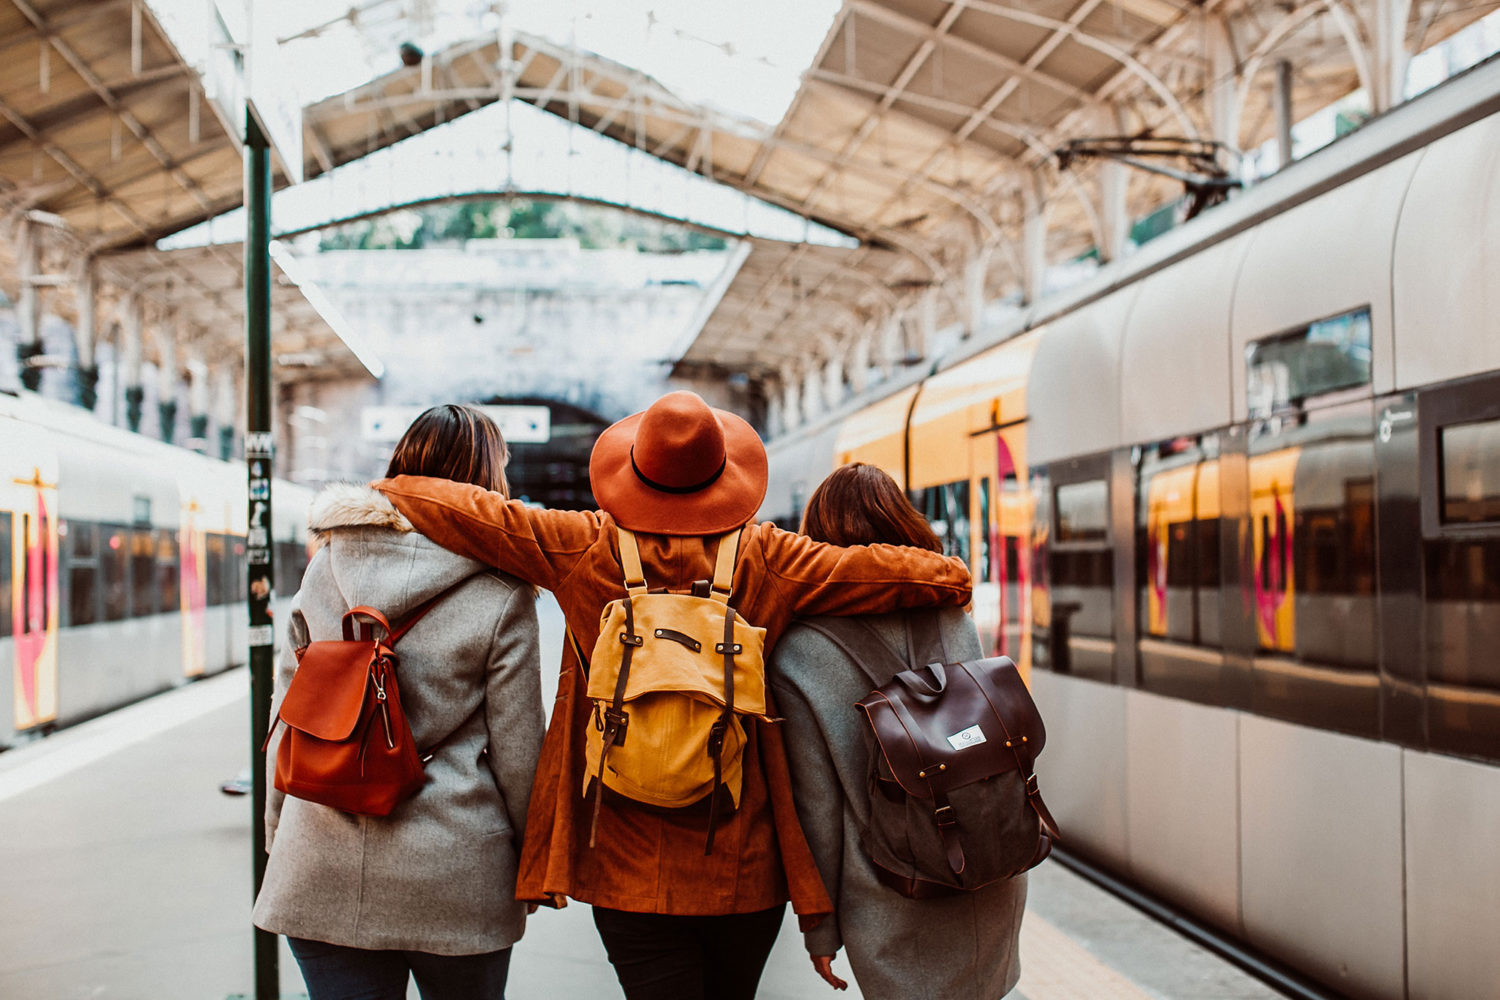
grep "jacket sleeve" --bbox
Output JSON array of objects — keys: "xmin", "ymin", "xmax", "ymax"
[
  {"xmin": 757, "ymin": 523, "xmax": 972, "ymax": 617},
  {"xmin": 373, "ymin": 476, "xmax": 599, "ymax": 591},
  {"xmin": 264, "ymin": 593, "xmax": 310, "ymax": 852},
  {"xmin": 482, "ymin": 581, "xmax": 546, "ymax": 845},
  {"xmin": 771, "ymin": 668, "xmax": 845, "ymax": 957}
]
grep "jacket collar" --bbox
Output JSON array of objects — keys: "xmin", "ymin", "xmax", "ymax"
[{"xmin": 308, "ymin": 483, "xmax": 414, "ymax": 553}]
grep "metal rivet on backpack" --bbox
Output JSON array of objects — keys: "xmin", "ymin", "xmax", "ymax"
[
  {"xmin": 1021, "ymin": 736, "xmax": 1028, "ymax": 742},
  {"xmin": 918, "ymin": 770, "xmax": 927, "ymax": 778},
  {"xmin": 939, "ymin": 764, "xmax": 947, "ymax": 771}
]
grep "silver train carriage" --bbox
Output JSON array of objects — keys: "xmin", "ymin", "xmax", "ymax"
[
  {"xmin": 0, "ymin": 390, "xmax": 311, "ymax": 748},
  {"xmin": 763, "ymin": 57, "xmax": 1500, "ymax": 1000}
]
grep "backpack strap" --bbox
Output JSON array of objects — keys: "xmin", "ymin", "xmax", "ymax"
[
  {"xmin": 617, "ymin": 528, "xmax": 649, "ymax": 596},
  {"xmin": 591, "ymin": 546, "xmax": 645, "ymax": 847},
  {"xmin": 798, "ymin": 617, "xmax": 912, "ymax": 689},
  {"xmin": 703, "ymin": 601, "xmax": 739, "ymax": 855},
  {"xmin": 708, "ymin": 528, "xmax": 740, "ymax": 604}
]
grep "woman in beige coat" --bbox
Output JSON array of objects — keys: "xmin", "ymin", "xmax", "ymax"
[{"xmin": 253, "ymin": 405, "xmax": 545, "ymax": 1000}]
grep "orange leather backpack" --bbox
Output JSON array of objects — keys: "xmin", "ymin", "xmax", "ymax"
[{"xmin": 266, "ymin": 599, "xmax": 444, "ymax": 816}]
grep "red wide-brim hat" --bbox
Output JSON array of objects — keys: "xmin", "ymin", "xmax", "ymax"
[{"xmin": 589, "ymin": 391, "xmax": 768, "ymax": 536}]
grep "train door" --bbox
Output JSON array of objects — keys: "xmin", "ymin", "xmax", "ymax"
[
  {"xmin": 1411, "ymin": 375, "xmax": 1500, "ymax": 761},
  {"xmin": 1, "ymin": 437, "xmax": 60, "ymax": 733}
]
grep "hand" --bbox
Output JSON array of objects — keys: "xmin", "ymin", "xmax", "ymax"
[
  {"xmin": 525, "ymin": 902, "xmax": 540, "ymax": 915},
  {"xmin": 811, "ymin": 955, "xmax": 848, "ymax": 991}
]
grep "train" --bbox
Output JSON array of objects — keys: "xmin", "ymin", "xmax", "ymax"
[
  {"xmin": 0, "ymin": 389, "xmax": 311, "ymax": 749},
  {"xmin": 762, "ymin": 57, "xmax": 1500, "ymax": 1000}
]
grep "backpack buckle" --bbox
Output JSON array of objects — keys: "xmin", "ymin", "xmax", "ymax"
[
  {"xmin": 1025, "ymin": 773, "xmax": 1039, "ymax": 795},
  {"xmin": 933, "ymin": 804, "xmax": 958, "ymax": 829},
  {"xmin": 602, "ymin": 708, "xmax": 629, "ymax": 746},
  {"xmin": 706, "ymin": 718, "xmax": 728, "ymax": 756}
]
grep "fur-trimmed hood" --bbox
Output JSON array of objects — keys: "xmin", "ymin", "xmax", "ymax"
[
  {"xmin": 302, "ymin": 482, "xmax": 487, "ymax": 619},
  {"xmin": 307, "ymin": 483, "xmax": 415, "ymax": 552}
]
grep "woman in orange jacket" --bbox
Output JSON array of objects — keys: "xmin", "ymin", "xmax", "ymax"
[{"xmin": 375, "ymin": 390, "xmax": 971, "ymax": 1000}]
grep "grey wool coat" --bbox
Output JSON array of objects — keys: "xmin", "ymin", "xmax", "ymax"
[
  {"xmin": 253, "ymin": 484, "xmax": 545, "ymax": 956},
  {"xmin": 770, "ymin": 608, "xmax": 1027, "ymax": 1000}
]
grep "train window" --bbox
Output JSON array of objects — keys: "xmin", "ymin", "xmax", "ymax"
[
  {"xmin": 1136, "ymin": 438, "xmax": 1225, "ymax": 702},
  {"xmin": 206, "ymin": 534, "xmax": 228, "ymax": 607},
  {"xmin": 64, "ymin": 520, "xmax": 99, "ymax": 627},
  {"xmin": 0, "ymin": 511, "xmax": 11, "ymax": 638},
  {"xmin": 1047, "ymin": 472, "xmax": 1115, "ymax": 681},
  {"xmin": 978, "ymin": 477, "xmax": 993, "ymax": 584},
  {"xmin": 1055, "ymin": 481, "xmax": 1108, "ymax": 542},
  {"xmin": 1423, "ymin": 535, "xmax": 1500, "ymax": 760},
  {"xmin": 1247, "ymin": 403, "xmax": 1379, "ymax": 738},
  {"xmin": 1440, "ymin": 418, "xmax": 1500, "ymax": 524},
  {"xmin": 917, "ymin": 481, "xmax": 972, "ymax": 565},
  {"xmin": 101, "ymin": 526, "xmax": 128, "ymax": 621},
  {"xmin": 1246, "ymin": 307, "xmax": 1372, "ymax": 419},
  {"xmin": 233, "ymin": 539, "xmax": 248, "ymax": 602},
  {"xmin": 156, "ymin": 530, "xmax": 180, "ymax": 614},
  {"xmin": 129, "ymin": 529, "xmax": 156, "ymax": 617},
  {"xmin": 274, "ymin": 540, "xmax": 309, "ymax": 600}
]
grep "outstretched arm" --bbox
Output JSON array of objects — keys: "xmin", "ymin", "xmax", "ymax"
[
  {"xmin": 374, "ymin": 476, "xmax": 599, "ymax": 591},
  {"xmin": 757, "ymin": 522, "xmax": 972, "ymax": 617}
]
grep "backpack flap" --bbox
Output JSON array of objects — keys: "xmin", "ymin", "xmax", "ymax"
[
  {"xmin": 588, "ymin": 593, "xmax": 769, "ymax": 716},
  {"xmin": 278, "ymin": 640, "xmax": 382, "ymax": 741}
]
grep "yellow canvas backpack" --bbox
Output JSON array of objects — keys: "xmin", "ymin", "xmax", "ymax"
[{"xmin": 582, "ymin": 526, "xmax": 768, "ymax": 853}]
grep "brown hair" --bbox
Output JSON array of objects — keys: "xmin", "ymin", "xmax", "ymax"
[
  {"xmin": 799, "ymin": 463, "xmax": 942, "ymax": 552},
  {"xmin": 386, "ymin": 404, "xmax": 510, "ymax": 496}
]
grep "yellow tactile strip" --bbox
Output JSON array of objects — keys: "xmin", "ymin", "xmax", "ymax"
[{"xmin": 1014, "ymin": 914, "xmax": 1158, "ymax": 1000}]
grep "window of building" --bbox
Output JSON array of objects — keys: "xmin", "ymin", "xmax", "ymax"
[{"xmin": 1246, "ymin": 307, "xmax": 1372, "ymax": 419}]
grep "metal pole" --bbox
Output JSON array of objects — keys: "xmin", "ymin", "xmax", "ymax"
[{"xmin": 244, "ymin": 112, "xmax": 279, "ymax": 1000}]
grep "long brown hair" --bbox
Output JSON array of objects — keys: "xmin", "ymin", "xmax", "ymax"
[
  {"xmin": 799, "ymin": 463, "xmax": 942, "ymax": 551},
  {"xmin": 386, "ymin": 404, "xmax": 510, "ymax": 496}
]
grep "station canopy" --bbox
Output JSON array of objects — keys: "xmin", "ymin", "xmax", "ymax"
[{"xmin": 2, "ymin": 0, "xmax": 1495, "ymax": 390}]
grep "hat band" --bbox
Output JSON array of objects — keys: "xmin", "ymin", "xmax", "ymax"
[{"xmin": 630, "ymin": 447, "xmax": 727, "ymax": 495}]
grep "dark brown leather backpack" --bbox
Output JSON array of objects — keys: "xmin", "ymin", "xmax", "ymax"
[{"xmin": 799, "ymin": 611, "xmax": 1060, "ymax": 898}]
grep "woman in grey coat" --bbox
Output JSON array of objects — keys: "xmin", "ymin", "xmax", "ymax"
[
  {"xmin": 770, "ymin": 463, "xmax": 1026, "ymax": 999},
  {"xmin": 254, "ymin": 405, "xmax": 545, "ymax": 1000}
]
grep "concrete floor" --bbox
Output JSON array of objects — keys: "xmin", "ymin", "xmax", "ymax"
[{"xmin": 0, "ymin": 596, "xmax": 1286, "ymax": 1000}]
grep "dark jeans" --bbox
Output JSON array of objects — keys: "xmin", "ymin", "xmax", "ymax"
[
  {"xmin": 287, "ymin": 937, "xmax": 512, "ymax": 1000},
  {"xmin": 592, "ymin": 904, "xmax": 785, "ymax": 1000}
]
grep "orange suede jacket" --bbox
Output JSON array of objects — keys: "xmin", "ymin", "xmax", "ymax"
[{"xmin": 375, "ymin": 476, "xmax": 973, "ymax": 920}]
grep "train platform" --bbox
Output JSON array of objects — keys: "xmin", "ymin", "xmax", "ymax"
[{"xmin": 0, "ymin": 597, "xmax": 1285, "ymax": 1000}]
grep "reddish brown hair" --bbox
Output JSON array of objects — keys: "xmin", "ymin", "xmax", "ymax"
[
  {"xmin": 799, "ymin": 463, "xmax": 942, "ymax": 552},
  {"xmin": 386, "ymin": 404, "xmax": 510, "ymax": 496}
]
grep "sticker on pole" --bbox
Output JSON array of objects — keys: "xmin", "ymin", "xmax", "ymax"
[
  {"xmin": 946, "ymin": 725, "xmax": 988, "ymax": 751},
  {"xmin": 248, "ymin": 624, "xmax": 275, "ymax": 648}
]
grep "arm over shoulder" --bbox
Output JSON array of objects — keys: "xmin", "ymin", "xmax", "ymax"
[
  {"xmin": 374, "ymin": 476, "xmax": 599, "ymax": 591},
  {"xmin": 755, "ymin": 522, "xmax": 972, "ymax": 618}
]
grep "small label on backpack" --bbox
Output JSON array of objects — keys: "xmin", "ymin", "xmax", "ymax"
[{"xmin": 946, "ymin": 725, "xmax": 988, "ymax": 751}]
